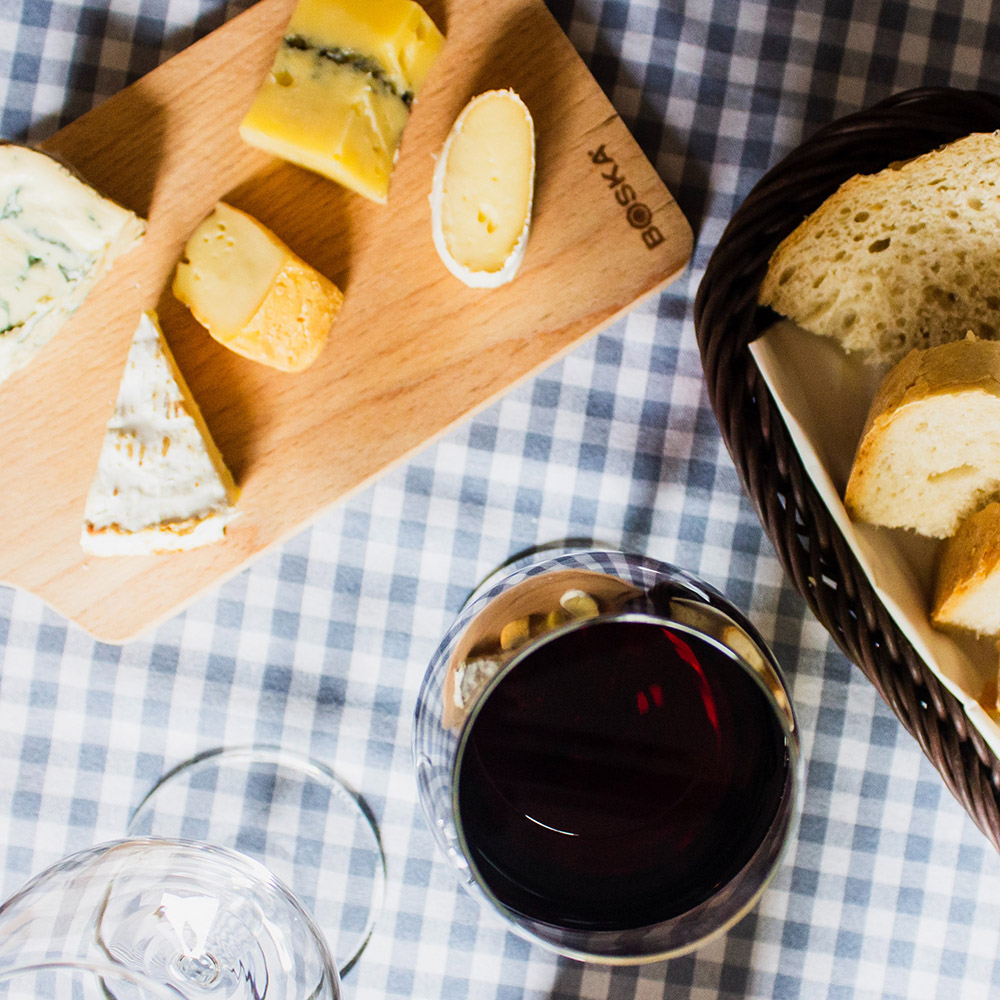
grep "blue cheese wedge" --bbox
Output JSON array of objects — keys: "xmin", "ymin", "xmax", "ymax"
[
  {"xmin": 0, "ymin": 144, "xmax": 145, "ymax": 385},
  {"xmin": 81, "ymin": 312, "xmax": 239, "ymax": 555}
]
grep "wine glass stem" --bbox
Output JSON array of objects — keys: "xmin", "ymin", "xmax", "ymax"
[{"xmin": 174, "ymin": 951, "xmax": 221, "ymax": 987}]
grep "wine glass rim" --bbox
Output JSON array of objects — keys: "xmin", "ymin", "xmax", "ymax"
[
  {"xmin": 128, "ymin": 744, "xmax": 381, "ymax": 843},
  {"xmin": 464, "ymin": 546, "xmax": 682, "ymax": 606},
  {"xmin": 0, "ymin": 958, "xmax": 183, "ymax": 1000},
  {"xmin": 127, "ymin": 745, "xmax": 386, "ymax": 977}
]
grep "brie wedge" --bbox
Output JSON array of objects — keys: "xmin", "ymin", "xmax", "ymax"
[
  {"xmin": 0, "ymin": 144, "xmax": 145, "ymax": 385},
  {"xmin": 81, "ymin": 312, "xmax": 239, "ymax": 555},
  {"xmin": 430, "ymin": 90, "xmax": 535, "ymax": 288}
]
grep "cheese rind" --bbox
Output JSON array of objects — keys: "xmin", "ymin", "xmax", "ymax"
[
  {"xmin": 430, "ymin": 90, "xmax": 535, "ymax": 288},
  {"xmin": 0, "ymin": 144, "xmax": 145, "ymax": 385},
  {"xmin": 240, "ymin": 0, "xmax": 444, "ymax": 204},
  {"xmin": 81, "ymin": 311, "xmax": 239, "ymax": 556},
  {"xmin": 225, "ymin": 256, "xmax": 345, "ymax": 372},
  {"xmin": 173, "ymin": 203, "xmax": 343, "ymax": 373}
]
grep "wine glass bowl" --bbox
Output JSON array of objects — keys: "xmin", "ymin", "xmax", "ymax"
[
  {"xmin": 413, "ymin": 549, "xmax": 800, "ymax": 963},
  {"xmin": 127, "ymin": 746, "xmax": 386, "ymax": 976},
  {"xmin": 0, "ymin": 838, "xmax": 340, "ymax": 1000}
]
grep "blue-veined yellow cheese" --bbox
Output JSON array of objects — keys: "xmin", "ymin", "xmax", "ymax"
[
  {"xmin": 239, "ymin": 0, "xmax": 445, "ymax": 204},
  {"xmin": 430, "ymin": 90, "xmax": 535, "ymax": 288},
  {"xmin": 173, "ymin": 202, "xmax": 343, "ymax": 373},
  {"xmin": 81, "ymin": 311, "xmax": 239, "ymax": 555},
  {"xmin": 0, "ymin": 144, "xmax": 144, "ymax": 385}
]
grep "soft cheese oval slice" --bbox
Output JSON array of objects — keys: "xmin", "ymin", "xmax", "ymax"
[
  {"xmin": 173, "ymin": 202, "xmax": 343, "ymax": 372},
  {"xmin": 430, "ymin": 90, "xmax": 535, "ymax": 288}
]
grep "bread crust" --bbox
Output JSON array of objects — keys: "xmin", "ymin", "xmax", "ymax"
[
  {"xmin": 933, "ymin": 500, "xmax": 1000, "ymax": 631},
  {"xmin": 845, "ymin": 338, "xmax": 1000, "ymax": 536}
]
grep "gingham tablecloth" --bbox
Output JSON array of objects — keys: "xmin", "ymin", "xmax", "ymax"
[{"xmin": 3, "ymin": 1, "xmax": 1000, "ymax": 997}]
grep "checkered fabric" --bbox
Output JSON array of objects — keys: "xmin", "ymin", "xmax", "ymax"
[{"xmin": 3, "ymin": 1, "xmax": 1000, "ymax": 998}]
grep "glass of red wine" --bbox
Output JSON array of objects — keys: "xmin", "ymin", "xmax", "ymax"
[{"xmin": 412, "ymin": 548, "xmax": 800, "ymax": 962}]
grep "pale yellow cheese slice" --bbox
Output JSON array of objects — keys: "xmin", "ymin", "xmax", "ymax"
[
  {"xmin": 239, "ymin": 0, "xmax": 444, "ymax": 204},
  {"xmin": 173, "ymin": 202, "xmax": 343, "ymax": 373},
  {"xmin": 430, "ymin": 90, "xmax": 535, "ymax": 288}
]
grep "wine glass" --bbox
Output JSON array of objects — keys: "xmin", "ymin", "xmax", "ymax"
[
  {"xmin": 126, "ymin": 746, "xmax": 386, "ymax": 977},
  {"xmin": 0, "ymin": 837, "xmax": 339, "ymax": 999},
  {"xmin": 412, "ymin": 548, "xmax": 800, "ymax": 963},
  {"xmin": 0, "ymin": 744, "xmax": 386, "ymax": 998}
]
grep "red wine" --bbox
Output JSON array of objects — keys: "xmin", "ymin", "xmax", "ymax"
[{"xmin": 456, "ymin": 619, "xmax": 790, "ymax": 929}]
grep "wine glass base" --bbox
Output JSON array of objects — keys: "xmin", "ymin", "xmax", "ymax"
[{"xmin": 127, "ymin": 747, "xmax": 385, "ymax": 976}]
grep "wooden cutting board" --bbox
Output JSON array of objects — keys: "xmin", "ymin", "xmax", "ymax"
[{"xmin": 1, "ymin": 0, "xmax": 691, "ymax": 642}]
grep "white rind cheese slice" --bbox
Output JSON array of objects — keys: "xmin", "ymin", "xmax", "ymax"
[
  {"xmin": 0, "ymin": 144, "xmax": 145, "ymax": 385},
  {"xmin": 81, "ymin": 312, "xmax": 239, "ymax": 555},
  {"xmin": 430, "ymin": 90, "xmax": 535, "ymax": 289}
]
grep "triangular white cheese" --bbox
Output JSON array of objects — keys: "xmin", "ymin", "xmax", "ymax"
[{"xmin": 81, "ymin": 311, "xmax": 238, "ymax": 555}]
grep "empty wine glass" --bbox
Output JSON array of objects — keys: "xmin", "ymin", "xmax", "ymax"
[
  {"xmin": 0, "ymin": 743, "xmax": 386, "ymax": 999},
  {"xmin": 126, "ymin": 746, "xmax": 386, "ymax": 976},
  {"xmin": 0, "ymin": 837, "xmax": 339, "ymax": 999},
  {"xmin": 413, "ymin": 548, "xmax": 800, "ymax": 962}
]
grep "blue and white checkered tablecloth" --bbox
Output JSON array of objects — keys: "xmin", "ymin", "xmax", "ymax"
[{"xmin": 4, "ymin": 1, "xmax": 1000, "ymax": 997}]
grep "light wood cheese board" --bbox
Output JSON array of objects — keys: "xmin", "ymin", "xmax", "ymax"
[{"xmin": 1, "ymin": 0, "xmax": 692, "ymax": 642}]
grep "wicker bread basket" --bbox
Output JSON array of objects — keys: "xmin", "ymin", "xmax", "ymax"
[{"xmin": 693, "ymin": 87, "xmax": 1000, "ymax": 851}]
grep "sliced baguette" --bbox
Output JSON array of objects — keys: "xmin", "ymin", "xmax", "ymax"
[
  {"xmin": 932, "ymin": 501, "xmax": 1000, "ymax": 635},
  {"xmin": 844, "ymin": 337, "xmax": 1000, "ymax": 538},
  {"xmin": 759, "ymin": 131, "xmax": 1000, "ymax": 364}
]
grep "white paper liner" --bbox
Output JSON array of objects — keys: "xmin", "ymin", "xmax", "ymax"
[{"xmin": 750, "ymin": 320, "xmax": 1000, "ymax": 758}]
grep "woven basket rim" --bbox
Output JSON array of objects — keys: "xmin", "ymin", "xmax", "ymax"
[{"xmin": 693, "ymin": 86, "xmax": 1000, "ymax": 851}]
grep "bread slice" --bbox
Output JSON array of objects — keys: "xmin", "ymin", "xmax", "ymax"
[
  {"xmin": 759, "ymin": 131, "xmax": 1000, "ymax": 364},
  {"xmin": 933, "ymin": 501, "xmax": 1000, "ymax": 635},
  {"xmin": 844, "ymin": 337, "xmax": 1000, "ymax": 537}
]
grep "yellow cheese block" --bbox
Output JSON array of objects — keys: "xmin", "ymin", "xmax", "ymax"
[
  {"xmin": 286, "ymin": 0, "xmax": 443, "ymax": 94},
  {"xmin": 240, "ymin": 0, "xmax": 445, "ymax": 204},
  {"xmin": 430, "ymin": 90, "xmax": 535, "ymax": 288},
  {"xmin": 173, "ymin": 202, "xmax": 343, "ymax": 373}
]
